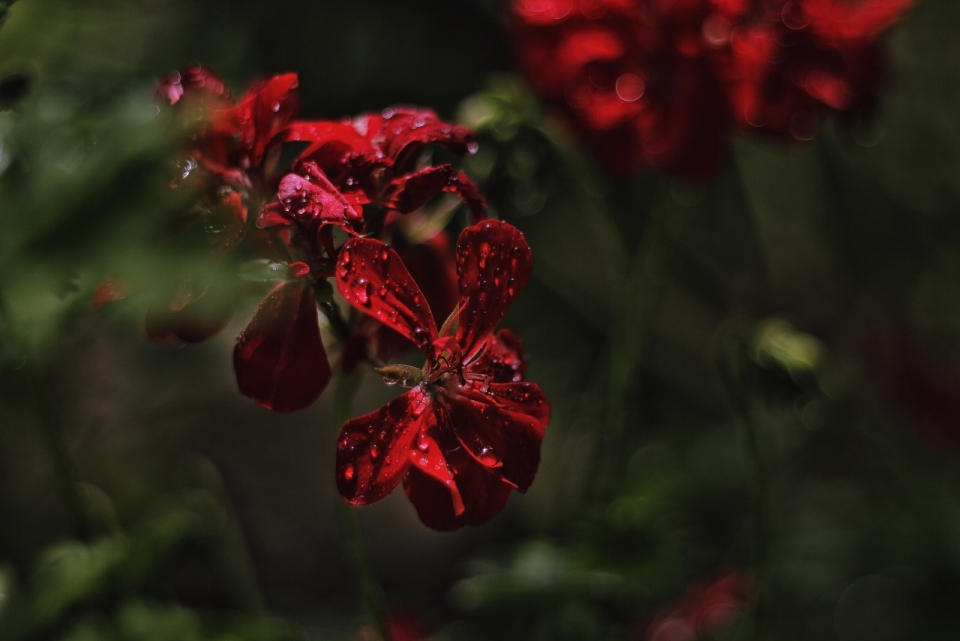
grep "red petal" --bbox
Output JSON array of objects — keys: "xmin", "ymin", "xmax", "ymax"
[
  {"xmin": 260, "ymin": 161, "xmax": 362, "ymax": 230},
  {"xmin": 441, "ymin": 382, "xmax": 549, "ymax": 492},
  {"xmin": 235, "ymin": 73, "xmax": 300, "ymax": 166},
  {"xmin": 156, "ymin": 65, "xmax": 230, "ymax": 107},
  {"xmin": 233, "ymin": 281, "xmax": 330, "ymax": 413},
  {"xmin": 336, "ymin": 238, "xmax": 438, "ymax": 356},
  {"xmin": 285, "ymin": 120, "xmax": 373, "ymax": 155},
  {"xmin": 471, "ymin": 328, "xmax": 527, "ymax": 383},
  {"xmin": 336, "ymin": 388, "xmax": 430, "ymax": 504},
  {"xmin": 372, "ymin": 108, "xmax": 477, "ymax": 167},
  {"xmin": 455, "ymin": 220, "xmax": 533, "ymax": 355},
  {"xmin": 444, "ymin": 170, "xmax": 486, "ymax": 221},
  {"xmin": 384, "ymin": 164, "xmax": 454, "ymax": 214},
  {"xmin": 402, "ymin": 446, "xmax": 512, "ymax": 531}
]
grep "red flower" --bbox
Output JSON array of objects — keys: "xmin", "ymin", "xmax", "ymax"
[
  {"xmin": 647, "ymin": 573, "xmax": 750, "ymax": 641},
  {"xmin": 511, "ymin": 0, "xmax": 736, "ymax": 182},
  {"xmin": 334, "ymin": 220, "xmax": 549, "ymax": 530},
  {"xmin": 510, "ymin": 0, "xmax": 912, "ymax": 181},
  {"xmin": 721, "ymin": 0, "xmax": 913, "ymax": 140},
  {"xmin": 285, "ymin": 107, "xmax": 486, "ymax": 219}
]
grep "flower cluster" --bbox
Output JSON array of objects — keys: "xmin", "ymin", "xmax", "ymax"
[
  {"xmin": 104, "ymin": 66, "xmax": 549, "ymax": 529},
  {"xmin": 511, "ymin": 0, "xmax": 913, "ymax": 182}
]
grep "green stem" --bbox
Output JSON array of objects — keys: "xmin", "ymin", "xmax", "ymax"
[
  {"xmin": 334, "ymin": 374, "xmax": 392, "ymax": 641},
  {"xmin": 29, "ymin": 361, "xmax": 90, "ymax": 540},
  {"xmin": 717, "ymin": 344, "xmax": 772, "ymax": 641}
]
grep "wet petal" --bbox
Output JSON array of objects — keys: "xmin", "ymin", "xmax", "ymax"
[
  {"xmin": 336, "ymin": 388, "xmax": 430, "ymax": 505},
  {"xmin": 233, "ymin": 280, "xmax": 330, "ymax": 413},
  {"xmin": 384, "ymin": 164, "xmax": 454, "ymax": 214},
  {"xmin": 235, "ymin": 73, "xmax": 300, "ymax": 166},
  {"xmin": 260, "ymin": 161, "xmax": 362, "ymax": 232},
  {"xmin": 403, "ymin": 445, "xmax": 513, "ymax": 531},
  {"xmin": 336, "ymin": 238, "xmax": 438, "ymax": 356},
  {"xmin": 470, "ymin": 329, "xmax": 527, "ymax": 383},
  {"xmin": 444, "ymin": 170, "xmax": 487, "ymax": 221},
  {"xmin": 455, "ymin": 220, "xmax": 533, "ymax": 356},
  {"xmin": 441, "ymin": 381, "xmax": 549, "ymax": 492},
  {"xmin": 374, "ymin": 108, "xmax": 478, "ymax": 168}
]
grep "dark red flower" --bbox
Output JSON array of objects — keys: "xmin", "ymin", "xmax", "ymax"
[
  {"xmin": 285, "ymin": 107, "xmax": 486, "ymax": 219},
  {"xmin": 511, "ymin": 0, "xmax": 736, "ymax": 182},
  {"xmin": 157, "ymin": 66, "xmax": 300, "ymax": 191},
  {"xmin": 720, "ymin": 0, "xmax": 913, "ymax": 140},
  {"xmin": 334, "ymin": 220, "xmax": 549, "ymax": 530},
  {"xmin": 510, "ymin": 0, "xmax": 912, "ymax": 181}
]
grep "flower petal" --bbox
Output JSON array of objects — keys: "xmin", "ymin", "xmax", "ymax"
[
  {"xmin": 156, "ymin": 65, "xmax": 230, "ymax": 108},
  {"xmin": 233, "ymin": 280, "xmax": 330, "ymax": 413},
  {"xmin": 336, "ymin": 388, "xmax": 430, "ymax": 505},
  {"xmin": 336, "ymin": 238, "xmax": 439, "ymax": 357},
  {"xmin": 384, "ymin": 164, "xmax": 454, "ymax": 214},
  {"xmin": 373, "ymin": 108, "xmax": 477, "ymax": 168},
  {"xmin": 403, "ymin": 447, "xmax": 513, "ymax": 531},
  {"xmin": 444, "ymin": 170, "xmax": 486, "ymax": 221},
  {"xmin": 442, "ymin": 381, "xmax": 549, "ymax": 492},
  {"xmin": 471, "ymin": 329, "xmax": 527, "ymax": 383},
  {"xmin": 235, "ymin": 73, "xmax": 300, "ymax": 166},
  {"xmin": 455, "ymin": 220, "xmax": 533, "ymax": 355}
]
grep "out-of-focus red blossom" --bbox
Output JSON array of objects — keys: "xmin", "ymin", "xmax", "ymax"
[
  {"xmin": 335, "ymin": 220, "xmax": 549, "ymax": 530},
  {"xmin": 510, "ymin": 0, "xmax": 912, "ymax": 182},
  {"xmin": 281, "ymin": 107, "xmax": 486, "ymax": 220},
  {"xmin": 647, "ymin": 572, "xmax": 750, "ymax": 641},
  {"xmin": 355, "ymin": 612, "xmax": 431, "ymax": 641},
  {"xmin": 858, "ymin": 314, "xmax": 960, "ymax": 448}
]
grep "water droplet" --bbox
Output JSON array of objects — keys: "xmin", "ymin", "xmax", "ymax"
[
  {"xmin": 467, "ymin": 140, "xmax": 479, "ymax": 154},
  {"xmin": 615, "ymin": 73, "xmax": 645, "ymax": 102},
  {"xmin": 478, "ymin": 446, "xmax": 498, "ymax": 466},
  {"xmin": 370, "ymin": 444, "xmax": 379, "ymax": 458},
  {"xmin": 380, "ymin": 248, "xmax": 390, "ymax": 264},
  {"xmin": 417, "ymin": 435, "xmax": 430, "ymax": 452},
  {"xmin": 353, "ymin": 278, "xmax": 372, "ymax": 305},
  {"xmin": 344, "ymin": 464, "xmax": 355, "ymax": 481}
]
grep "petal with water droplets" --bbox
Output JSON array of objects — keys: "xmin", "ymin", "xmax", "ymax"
[
  {"xmin": 336, "ymin": 388, "xmax": 430, "ymax": 505},
  {"xmin": 455, "ymin": 220, "xmax": 533, "ymax": 355},
  {"xmin": 470, "ymin": 329, "xmax": 528, "ymax": 383},
  {"xmin": 403, "ymin": 446, "xmax": 512, "ymax": 531},
  {"xmin": 233, "ymin": 280, "xmax": 330, "ymax": 413},
  {"xmin": 384, "ymin": 164, "xmax": 454, "ymax": 214},
  {"xmin": 336, "ymin": 238, "xmax": 439, "ymax": 356},
  {"xmin": 441, "ymin": 381, "xmax": 548, "ymax": 492}
]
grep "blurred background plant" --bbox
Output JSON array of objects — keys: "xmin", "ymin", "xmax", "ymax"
[{"xmin": 2, "ymin": 0, "xmax": 960, "ymax": 640}]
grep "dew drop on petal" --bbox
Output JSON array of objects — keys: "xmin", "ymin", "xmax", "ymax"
[
  {"xmin": 478, "ymin": 445, "xmax": 498, "ymax": 466},
  {"xmin": 344, "ymin": 464, "xmax": 355, "ymax": 481}
]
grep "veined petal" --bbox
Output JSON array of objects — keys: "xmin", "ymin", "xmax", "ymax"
[
  {"xmin": 336, "ymin": 238, "xmax": 439, "ymax": 357},
  {"xmin": 235, "ymin": 73, "xmax": 300, "ymax": 166},
  {"xmin": 384, "ymin": 164, "xmax": 454, "ymax": 214},
  {"xmin": 336, "ymin": 388, "xmax": 430, "ymax": 505},
  {"xmin": 470, "ymin": 329, "xmax": 527, "ymax": 383},
  {"xmin": 233, "ymin": 280, "xmax": 330, "ymax": 413},
  {"xmin": 455, "ymin": 220, "xmax": 533, "ymax": 356},
  {"xmin": 403, "ymin": 446, "xmax": 513, "ymax": 531},
  {"xmin": 441, "ymin": 381, "xmax": 549, "ymax": 492}
]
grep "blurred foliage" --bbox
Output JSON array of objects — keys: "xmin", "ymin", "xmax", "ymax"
[{"xmin": 3, "ymin": 0, "xmax": 960, "ymax": 640}]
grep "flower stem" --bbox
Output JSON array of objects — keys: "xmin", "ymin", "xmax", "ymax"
[
  {"xmin": 334, "ymin": 373, "xmax": 392, "ymax": 641},
  {"xmin": 717, "ymin": 342, "xmax": 772, "ymax": 641}
]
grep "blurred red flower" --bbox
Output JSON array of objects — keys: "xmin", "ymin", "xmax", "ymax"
[
  {"xmin": 335, "ymin": 220, "xmax": 549, "ymax": 530},
  {"xmin": 511, "ymin": 0, "xmax": 912, "ymax": 182},
  {"xmin": 647, "ymin": 572, "xmax": 750, "ymax": 641}
]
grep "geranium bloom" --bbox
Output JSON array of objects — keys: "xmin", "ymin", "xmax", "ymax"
[
  {"xmin": 284, "ymin": 106, "xmax": 486, "ymax": 220},
  {"xmin": 510, "ymin": 0, "xmax": 912, "ymax": 181},
  {"xmin": 335, "ymin": 220, "xmax": 549, "ymax": 530}
]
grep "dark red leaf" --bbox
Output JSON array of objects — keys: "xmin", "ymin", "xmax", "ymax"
[
  {"xmin": 233, "ymin": 280, "xmax": 330, "ymax": 413},
  {"xmin": 455, "ymin": 220, "xmax": 533, "ymax": 356}
]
